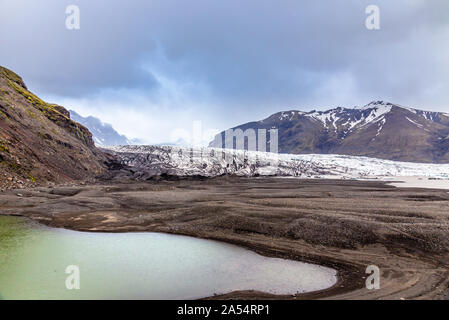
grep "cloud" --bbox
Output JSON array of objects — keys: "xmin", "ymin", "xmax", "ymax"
[{"xmin": 1, "ymin": 0, "xmax": 449, "ymax": 142}]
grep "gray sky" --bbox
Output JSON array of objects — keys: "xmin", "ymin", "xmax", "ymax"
[{"xmin": 1, "ymin": 0, "xmax": 449, "ymax": 143}]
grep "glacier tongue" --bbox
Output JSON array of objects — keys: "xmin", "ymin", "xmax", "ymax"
[{"xmin": 105, "ymin": 145, "xmax": 449, "ymax": 180}]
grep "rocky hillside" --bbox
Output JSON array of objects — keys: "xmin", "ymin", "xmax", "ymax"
[
  {"xmin": 0, "ymin": 66, "xmax": 108, "ymax": 190},
  {"xmin": 210, "ymin": 101, "xmax": 449, "ymax": 163}
]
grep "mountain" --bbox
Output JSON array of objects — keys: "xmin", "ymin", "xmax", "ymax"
[
  {"xmin": 155, "ymin": 138, "xmax": 203, "ymax": 147},
  {"xmin": 0, "ymin": 66, "xmax": 108, "ymax": 190},
  {"xmin": 209, "ymin": 101, "xmax": 449, "ymax": 163},
  {"xmin": 69, "ymin": 110, "xmax": 131, "ymax": 147},
  {"xmin": 106, "ymin": 145, "xmax": 449, "ymax": 179}
]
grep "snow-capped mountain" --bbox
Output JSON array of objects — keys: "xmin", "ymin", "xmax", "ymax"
[
  {"xmin": 209, "ymin": 101, "xmax": 449, "ymax": 163},
  {"xmin": 105, "ymin": 145, "xmax": 449, "ymax": 179},
  {"xmin": 69, "ymin": 110, "xmax": 132, "ymax": 147}
]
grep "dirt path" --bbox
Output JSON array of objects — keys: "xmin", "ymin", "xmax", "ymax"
[{"xmin": 1, "ymin": 177, "xmax": 448, "ymax": 299}]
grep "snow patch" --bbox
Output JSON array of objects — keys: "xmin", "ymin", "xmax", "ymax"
[{"xmin": 405, "ymin": 116, "xmax": 424, "ymax": 128}]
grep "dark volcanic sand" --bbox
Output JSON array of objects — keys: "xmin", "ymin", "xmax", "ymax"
[{"xmin": 1, "ymin": 177, "xmax": 448, "ymax": 300}]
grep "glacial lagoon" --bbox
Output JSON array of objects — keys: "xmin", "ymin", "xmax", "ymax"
[{"xmin": 0, "ymin": 216, "xmax": 337, "ymax": 299}]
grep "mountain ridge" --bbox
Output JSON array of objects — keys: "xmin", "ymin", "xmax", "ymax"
[
  {"xmin": 210, "ymin": 101, "xmax": 449, "ymax": 163},
  {"xmin": 69, "ymin": 110, "xmax": 132, "ymax": 147}
]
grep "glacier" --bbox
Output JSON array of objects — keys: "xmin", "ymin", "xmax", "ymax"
[{"xmin": 105, "ymin": 145, "xmax": 449, "ymax": 180}]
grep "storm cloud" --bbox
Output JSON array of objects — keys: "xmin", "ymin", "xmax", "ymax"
[{"xmin": 1, "ymin": 0, "xmax": 448, "ymax": 143}]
